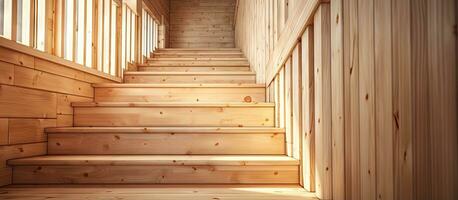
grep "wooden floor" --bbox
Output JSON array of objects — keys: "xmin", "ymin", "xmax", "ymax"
[{"xmin": 0, "ymin": 185, "xmax": 317, "ymax": 200}]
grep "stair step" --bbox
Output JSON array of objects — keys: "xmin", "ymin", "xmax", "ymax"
[
  {"xmin": 148, "ymin": 57, "xmax": 248, "ymax": 61},
  {"xmin": 72, "ymin": 102, "xmax": 275, "ymax": 127},
  {"xmin": 124, "ymin": 71, "xmax": 256, "ymax": 84},
  {"xmin": 138, "ymin": 65, "xmax": 250, "ymax": 72},
  {"xmin": 156, "ymin": 48, "xmax": 242, "ymax": 52},
  {"xmin": 145, "ymin": 60, "xmax": 250, "ymax": 66},
  {"xmin": 9, "ymin": 155, "xmax": 298, "ymax": 184},
  {"xmin": 153, "ymin": 52, "xmax": 244, "ymax": 58},
  {"xmin": 46, "ymin": 127, "xmax": 285, "ymax": 155},
  {"xmin": 93, "ymin": 83, "xmax": 265, "ymax": 102}
]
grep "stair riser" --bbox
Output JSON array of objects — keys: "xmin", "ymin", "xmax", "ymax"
[
  {"xmin": 74, "ymin": 106, "xmax": 274, "ymax": 127},
  {"xmin": 153, "ymin": 54, "xmax": 244, "ymax": 58},
  {"xmin": 94, "ymin": 87, "xmax": 265, "ymax": 102},
  {"xmin": 48, "ymin": 133, "xmax": 285, "ymax": 155},
  {"xmin": 13, "ymin": 165, "xmax": 299, "ymax": 184},
  {"xmin": 138, "ymin": 66, "xmax": 250, "ymax": 72},
  {"xmin": 124, "ymin": 74, "xmax": 256, "ymax": 84},
  {"xmin": 146, "ymin": 61, "xmax": 250, "ymax": 66}
]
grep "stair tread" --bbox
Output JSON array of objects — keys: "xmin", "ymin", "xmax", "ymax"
[
  {"xmin": 147, "ymin": 58, "xmax": 248, "ymax": 61},
  {"xmin": 124, "ymin": 71, "xmax": 255, "ymax": 75},
  {"xmin": 157, "ymin": 48, "xmax": 241, "ymax": 51},
  {"xmin": 71, "ymin": 102, "xmax": 275, "ymax": 107},
  {"xmin": 8, "ymin": 155, "xmax": 298, "ymax": 166},
  {"xmin": 141, "ymin": 63, "xmax": 250, "ymax": 67},
  {"xmin": 93, "ymin": 83, "xmax": 265, "ymax": 88},
  {"xmin": 46, "ymin": 127, "xmax": 285, "ymax": 133}
]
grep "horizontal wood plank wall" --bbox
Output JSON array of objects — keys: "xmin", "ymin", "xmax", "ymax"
[
  {"xmin": 0, "ymin": 43, "xmax": 118, "ymax": 186},
  {"xmin": 169, "ymin": 0, "xmax": 235, "ymax": 48}
]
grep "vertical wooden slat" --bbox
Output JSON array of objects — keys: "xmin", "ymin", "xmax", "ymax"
[
  {"xmin": 45, "ymin": 0, "xmax": 54, "ymax": 54},
  {"xmin": 427, "ymin": 0, "xmax": 458, "ymax": 199},
  {"xmin": 374, "ymin": 0, "xmax": 394, "ymax": 199},
  {"xmin": 331, "ymin": 0, "xmax": 345, "ymax": 199},
  {"xmin": 343, "ymin": 0, "xmax": 360, "ymax": 199},
  {"xmin": 11, "ymin": 0, "xmax": 17, "ymax": 41},
  {"xmin": 72, "ymin": 0, "xmax": 77, "ymax": 62},
  {"xmin": 358, "ymin": 0, "xmax": 376, "ymax": 199},
  {"xmin": 274, "ymin": 75, "xmax": 280, "ymax": 127},
  {"xmin": 116, "ymin": 4, "xmax": 122, "ymax": 77},
  {"xmin": 279, "ymin": 66, "xmax": 286, "ymax": 129},
  {"xmin": 30, "ymin": 0, "xmax": 36, "ymax": 47},
  {"xmin": 314, "ymin": 4, "xmax": 332, "ymax": 200},
  {"xmin": 284, "ymin": 57, "xmax": 292, "ymax": 157},
  {"xmin": 291, "ymin": 43, "xmax": 301, "ymax": 160},
  {"xmin": 410, "ymin": 0, "xmax": 431, "ymax": 199},
  {"xmin": 301, "ymin": 26, "xmax": 315, "ymax": 192},
  {"xmin": 392, "ymin": 0, "xmax": 413, "ymax": 199}
]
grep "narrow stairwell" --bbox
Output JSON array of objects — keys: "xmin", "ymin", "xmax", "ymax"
[{"xmin": 7, "ymin": 48, "xmax": 298, "ymax": 184}]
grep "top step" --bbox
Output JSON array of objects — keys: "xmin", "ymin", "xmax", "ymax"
[
  {"xmin": 155, "ymin": 48, "xmax": 242, "ymax": 52},
  {"xmin": 152, "ymin": 52, "xmax": 245, "ymax": 58}
]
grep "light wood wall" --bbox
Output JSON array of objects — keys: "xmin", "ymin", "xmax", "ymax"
[
  {"xmin": 169, "ymin": 0, "xmax": 236, "ymax": 48},
  {"xmin": 0, "ymin": 38, "xmax": 119, "ymax": 186},
  {"xmin": 237, "ymin": 0, "xmax": 457, "ymax": 200},
  {"xmin": 235, "ymin": 0, "xmax": 319, "ymax": 83},
  {"xmin": 343, "ymin": 0, "xmax": 457, "ymax": 199}
]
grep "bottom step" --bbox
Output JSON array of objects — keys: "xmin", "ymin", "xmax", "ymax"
[{"xmin": 9, "ymin": 155, "xmax": 299, "ymax": 184}]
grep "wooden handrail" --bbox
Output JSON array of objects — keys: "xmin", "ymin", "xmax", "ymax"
[{"xmin": 264, "ymin": 0, "xmax": 320, "ymax": 85}]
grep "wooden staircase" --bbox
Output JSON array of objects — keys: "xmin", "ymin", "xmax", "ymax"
[{"xmin": 7, "ymin": 48, "xmax": 298, "ymax": 184}]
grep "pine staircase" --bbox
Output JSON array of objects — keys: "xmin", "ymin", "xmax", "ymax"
[{"xmin": 7, "ymin": 48, "xmax": 299, "ymax": 184}]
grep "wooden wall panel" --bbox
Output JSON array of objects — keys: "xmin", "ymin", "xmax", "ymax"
[
  {"xmin": 0, "ymin": 119, "xmax": 7, "ymax": 145},
  {"xmin": 343, "ymin": 0, "xmax": 360, "ymax": 199},
  {"xmin": 411, "ymin": 1, "xmax": 431, "ymax": 200},
  {"xmin": 291, "ymin": 44, "xmax": 301, "ymax": 160},
  {"xmin": 170, "ymin": 0, "xmax": 235, "ymax": 48},
  {"xmin": 284, "ymin": 58, "xmax": 292, "ymax": 157},
  {"xmin": 392, "ymin": 0, "xmax": 413, "ymax": 200},
  {"xmin": 330, "ymin": 0, "xmax": 345, "ymax": 199},
  {"xmin": 426, "ymin": 0, "xmax": 457, "ymax": 199},
  {"xmin": 8, "ymin": 119, "xmax": 56, "ymax": 144},
  {"xmin": 235, "ymin": 0, "xmax": 456, "ymax": 199},
  {"xmin": 301, "ymin": 27, "xmax": 315, "ymax": 192},
  {"xmin": 0, "ymin": 85, "xmax": 57, "ymax": 118},
  {"xmin": 313, "ymin": 4, "xmax": 332, "ymax": 200},
  {"xmin": 374, "ymin": 0, "xmax": 394, "ymax": 200},
  {"xmin": 0, "ymin": 61, "xmax": 14, "ymax": 85},
  {"xmin": 342, "ymin": 0, "xmax": 457, "ymax": 199},
  {"xmin": 0, "ymin": 42, "xmax": 117, "ymax": 186},
  {"xmin": 357, "ymin": 0, "xmax": 376, "ymax": 199}
]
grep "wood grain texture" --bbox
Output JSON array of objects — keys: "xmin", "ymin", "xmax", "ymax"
[
  {"xmin": 73, "ymin": 103, "xmax": 274, "ymax": 127},
  {"xmin": 48, "ymin": 132, "xmax": 285, "ymax": 155},
  {"xmin": 331, "ymin": 0, "xmax": 345, "ymax": 199},
  {"xmin": 426, "ymin": 0, "xmax": 457, "ymax": 199},
  {"xmin": 374, "ymin": 0, "xmax": 394, "ymax": 199},
  {"xmin": 170, "ymin": 0, "xmax": 235, "ymax": 48},
  {"xmin": 313, "ymin": 4, "xmax": 332, "ymax": 200},
  {"xmin": 0, "ymin": 85, "xmax": 56, "ymax": 118},
  {"xmin": 124, "ymin": 71, "xmax": 256, "ymax": 84},
  {"xmin": 291, "ymin": 44, "xmax": 301, "ymax": 160},
  {"xmin": 301, "ymin": 27, "xmax": 315, "ymax": 192},
  {"xmin": 0, "ymin": 119, "xmax": 8, "ymax": 145},
  {"xmin": 357, "ymin": 0, "xmax": 376, "ymax": 199},
  {"xmin": 392, "ymin": 0, "xmax": 413, "ymax": 199},
  {"xmin": 343, "ymin": 0, "xmax": 361, "ymax": 199},
  {"xmin": 0, "ymin": 185, "xmax": 317, "ymax": 200},
  {"xmin": 13, "ymin": 165, "xmax": 298, "ymax": 184},
  {"xmin": 8, "ymin": 119, "xmax": 56, "ymax": 145}
]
